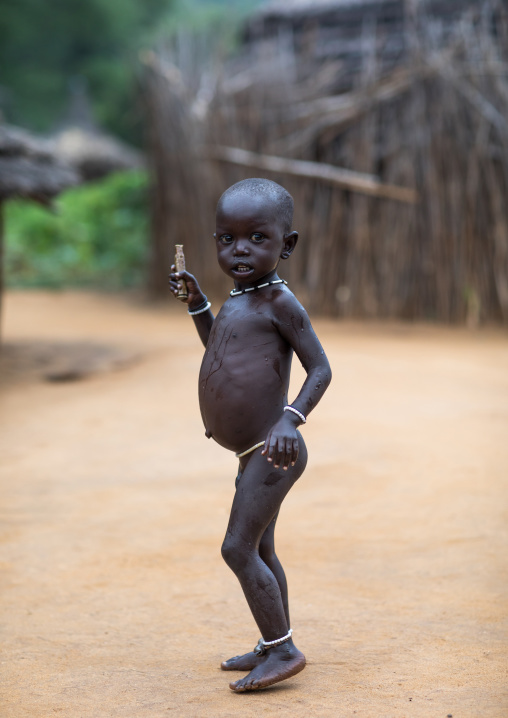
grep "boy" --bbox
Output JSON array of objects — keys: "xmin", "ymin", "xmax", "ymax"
[{"xmin": 169, "ymin": 178, "xmax": 331, "ymax": 692}]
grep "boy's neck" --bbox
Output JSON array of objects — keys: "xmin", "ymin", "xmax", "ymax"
[{"xmin": 233, "ymin": 268, "xmax": 280, "ymax": 292}]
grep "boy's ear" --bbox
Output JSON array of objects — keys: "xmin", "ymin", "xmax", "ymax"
[{"xmin": 280, "ymin": 231, "xmax": 298, "ymax": 260}]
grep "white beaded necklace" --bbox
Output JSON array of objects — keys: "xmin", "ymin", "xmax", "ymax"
[{"xmin": 230, "ymin": 278, "xmax": 287, "ymax": 297}]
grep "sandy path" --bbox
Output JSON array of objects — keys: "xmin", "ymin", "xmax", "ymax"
[{"xmin": 1, "ymin": 291, "xmax": 507, "ymax": 718}]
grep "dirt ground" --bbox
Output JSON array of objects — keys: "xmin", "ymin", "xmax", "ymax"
[{"xmin": 1, "ymin": 290, "xmax": 507, "ymax": 718}]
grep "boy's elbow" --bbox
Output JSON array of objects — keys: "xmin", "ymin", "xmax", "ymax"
[{"xmin": 317, "ymin": 358, "xmax": 332, "ymax": 389}]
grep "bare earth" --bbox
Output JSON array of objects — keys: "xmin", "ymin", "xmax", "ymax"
[{"xmin": 1, "ymin": 291, "xmax": 507, "ymax": 718}]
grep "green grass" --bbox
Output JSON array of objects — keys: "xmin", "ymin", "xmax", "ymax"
[{"xmin": 5, "ymin": 170, "xmax": 149, "ymax": 289}]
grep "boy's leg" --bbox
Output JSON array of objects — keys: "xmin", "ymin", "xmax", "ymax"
[
  {"xmin": 259, "ymin": 511, "xmax": 290, "ymax": 626},
  {"xmin": 221, "ymin": 438, "xmax": 307, "ymax": 691},
  {"xmin": 220, "ymin": 512, "xmax": 288, "ymax": 672}
]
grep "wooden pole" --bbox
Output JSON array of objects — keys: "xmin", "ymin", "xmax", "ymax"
[
  {"xmin": 208, "ymin": 145, "xmax": 419, "ymax": 204},
  {"xmin": 0, "ymin": 201, "xmax": 3, "ymax": 346}
]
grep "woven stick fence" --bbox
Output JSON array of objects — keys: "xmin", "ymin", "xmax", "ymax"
[{"xmin": 142, "ymin": 4, "xmax": 508, "ymax": 324}]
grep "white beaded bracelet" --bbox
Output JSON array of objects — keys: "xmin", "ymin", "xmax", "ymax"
[
  {"xmin": 284, "ymin": 405, "xmax": 307, "ymax": 424},
  {"xmin": 188, "ymin": 301, "xmax": 211, "ymax": 316}
]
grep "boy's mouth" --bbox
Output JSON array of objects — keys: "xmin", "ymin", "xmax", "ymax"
[{"xmin": 232, "ymin": 263, "xmax": 253, "ymax": 275}]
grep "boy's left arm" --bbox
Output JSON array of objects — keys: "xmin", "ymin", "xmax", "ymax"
[{"xmin": 262, "ymin": 294, "xmax": 332, "ymax": 469}]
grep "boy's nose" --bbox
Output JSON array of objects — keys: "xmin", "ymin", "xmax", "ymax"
[{"xmin": 234, "ymin": 239, "xmax": 250, "ymax": 255}]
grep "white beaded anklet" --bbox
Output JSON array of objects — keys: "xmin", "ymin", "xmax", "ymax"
[
  {"xmin": 283, "ymin": 405, "xmax": 307, "ymax": 424},
  {"xmin": 262, "ymin": 628, "xmax": 293, "ymax": 647},
  {"xmin": 188, "ymin": 300, "xmax": 211, "ymax": 316},
  {"xmin": 253, "ymin": 629, "xmax": 293, "ymax": 655}
]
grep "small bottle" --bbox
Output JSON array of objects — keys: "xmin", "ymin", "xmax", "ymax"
[{"xmin": 174, "ymin": 244, "xmax": 188, "ymax": 300}]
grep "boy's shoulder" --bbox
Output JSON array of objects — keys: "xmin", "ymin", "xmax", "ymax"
[{"xmin": 270, "ymin": 284, "xmax": 309, "ymax": 322}]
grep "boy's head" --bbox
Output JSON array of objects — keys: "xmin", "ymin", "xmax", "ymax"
[
  {"xmin": 217, "ymin": 178, "xmax": 294, "ymax": 235},
  {"xmin": 215, "ymin": 178, "xmax": 298, "ymax": 286}
]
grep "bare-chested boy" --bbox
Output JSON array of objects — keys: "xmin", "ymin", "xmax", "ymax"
[{"xmin": 169, "ymin": 178, "xmax": 331, "ymax": 692}]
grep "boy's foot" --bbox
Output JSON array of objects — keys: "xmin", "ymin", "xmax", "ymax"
[
  {"xmin": 229, "ymin": 643, "xmax": 306, "ymax": 692},
  {"xmin": 221, "ymin": 650, "xmax": 263, "ymax": 672}
]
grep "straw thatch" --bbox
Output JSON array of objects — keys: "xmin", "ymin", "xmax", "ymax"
[
  {"xmin": 0, "ymin": 125, "xmax": 80, "ymax": 342},
  {"xmin": 0, "ymin": 125, "xmax": 79, "ymax": 204},
  {"xmin": 52, "ymin": 127, "xmax": 143, "ymax": 181},
  {"xmin": 143, "ymin": 0, "xmax": 508, "ymax": 324},
  {"xmin": 244, "ymin": 0, "xmax": 482, "ymax": 82}
]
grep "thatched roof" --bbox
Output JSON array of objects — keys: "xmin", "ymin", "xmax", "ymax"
[
  {"xmin": 256, "ymin": 0, "xmax": 387, "ymax": 14},
  {"xmin": 0, "ymin": 125, "xmax": 79, "ymax": 204},
  {"xmin": 245, "ymin": 0, "xmax": 483, "ymax": 49},
  {"xmin": 253, "ymin": 0, "xmax": 478, "ymax": 17},
  {"xmin": 242, "ymin": 0, "xmax": 487, "ymax": 89},
  {"xmin": 0, "ymin": 120, "xmax": 143, "ymax": 204},
  {"xmin": 52, "ymin": 127, "xmax": 143, "ymax": 182}
]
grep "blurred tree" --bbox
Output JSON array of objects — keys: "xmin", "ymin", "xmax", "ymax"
[
  {"xmin": 0, "ymin": 0, "xmax": 176, "ymax": 142},
  {"xmin": 0, "ymin": 0, "xmax": 261, "ymax": 144}
]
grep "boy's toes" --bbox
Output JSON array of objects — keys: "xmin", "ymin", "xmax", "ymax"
[
  {"xmin": 221, "ymin": 650, "xmax": 262, "ymax": 672},
  {"xmin": 229, "ymin": 674, "xmax": 264, "ymax": 692},
  {"xmin": 229, "ymin": 678, "xmax": 243, "ymax": 692},
  {"xmin": 221, "ymin": 655, "xmax": 242, "ymax": 670}
]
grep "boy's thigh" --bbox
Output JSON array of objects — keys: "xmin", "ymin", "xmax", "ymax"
[{"xmin": 229, "ymin": 439, "xmax": 307, "ymax": 537}]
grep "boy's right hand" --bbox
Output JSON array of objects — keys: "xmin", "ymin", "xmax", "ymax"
[{"xmin": 169, "ymin": 265, "xmax": 206, "ymax": 310}]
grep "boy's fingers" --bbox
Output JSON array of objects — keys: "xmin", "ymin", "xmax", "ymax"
[
  {"xmin": 270, "ymin": 438, "xmax": 281, "ymax": 467},
  {"xmin": 275, "ymin": 437, "xmax": 285, "ymax": 467},
  {"xmin": 291, "ymin": 438, "xmax": 299, "ymax": 465},
  {"xmin": 283, "ymin": 439, "xmax": 292, "ymax": 469},
  {"xmin": 169, "ymin": 270, "xmax": 187, "ymax": 281},
  {"xmin": 266, "ymin": 437, "xmax": 276, "ymax": 462}
]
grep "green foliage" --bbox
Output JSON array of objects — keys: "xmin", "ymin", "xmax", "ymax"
[
  {"xmin": 5, "ymin": 171, "xmax": 149, "ymax": 289},
  {"xmin": 0, "ymin": 0, "xmax": 175, "ymax": 140},
  {"xmin": 154, "ymin": 0, "xmax": 262, "ymax": 47},
  {"xmin": 0, "ymin": 0, "xmax": 261, "ymax": 142}
]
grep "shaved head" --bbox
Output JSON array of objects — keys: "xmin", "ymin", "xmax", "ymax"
[{"xmin": 217, "ymin": 178, "xmax": 294, "ymax": 234}]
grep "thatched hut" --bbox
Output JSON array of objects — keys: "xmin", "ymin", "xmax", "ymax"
[
  {"xmin": 0, "ymin": 125, "xmax": 79, "ymax": 339},
  {"xmin": 0, "ymin": 121, "xmax": 145, "ymax": 338},
  {"xmin": 52, "ymin": 127, "xmax": 143, "ymax": 182},
  {"xmin": 144, "ymin": 0, "xmax": 508, "ymax": 324},
  {"xmin": 244, "ymin": 0, "xmax": 482, "ymax": 54},
  {"xmin": 0, "ymin": 125, "xmax": 79, "ymax": 204}
]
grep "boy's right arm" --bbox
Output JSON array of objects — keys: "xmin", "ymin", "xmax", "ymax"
[{"xmin": 169, "ymin": 266, "xmax": 214, "ymax": 347}]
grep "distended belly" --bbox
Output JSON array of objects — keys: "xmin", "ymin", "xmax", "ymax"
[{"xmin": 198, "ymin": 360, "xmax": 289, "ymax": 453}]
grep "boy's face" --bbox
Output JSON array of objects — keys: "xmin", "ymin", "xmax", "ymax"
[{"xmin": 215, "ymin": 192, "xmax": 297, "ymax": 286}]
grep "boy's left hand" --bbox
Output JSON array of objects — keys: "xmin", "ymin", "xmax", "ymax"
[{"xmin": 262, "ymin": 414, "xmax": 300, "ymax": 470}]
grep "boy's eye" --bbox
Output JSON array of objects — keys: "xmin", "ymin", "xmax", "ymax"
[
  {"xmin": 219, "ymin": 234, "xmax": 233, "ymax": 244},
  {"xmin": 250, "ymin": 233, "xmax": 265, "ymax": 242}
]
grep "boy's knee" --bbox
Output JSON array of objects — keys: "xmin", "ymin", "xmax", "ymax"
[{"xmin": 221, "ymin": 535, "xmax": 247, "ymax": 573}]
